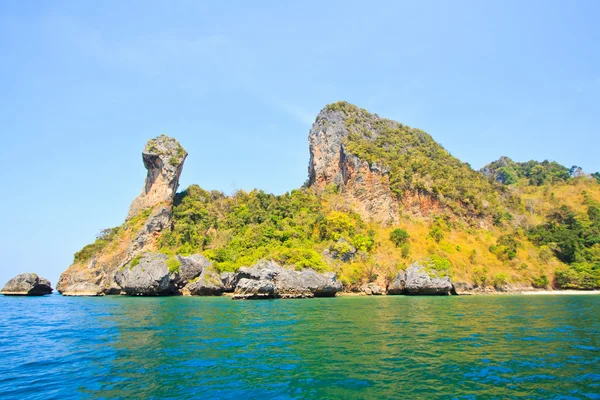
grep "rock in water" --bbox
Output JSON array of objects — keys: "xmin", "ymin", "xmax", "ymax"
[
  {"xmin": 57, "ymin": 135, "xmax": 187, "ymax": 296},
  {"xmin": 184, "ymin": 266, "xmax": 224, "ymax": 296},
  {"xmin": 114, "ymin": 253, "xmax": 178, "ymax": 296},
  {"xmin": 174, "ymin": 254, "xmax": 211, "ymax": 290},
  {"xmin": 388, "ymin": 262, "xmax": 454, "ymax": 295},
  {"xmin": 232, "ymin": 260, "xmax": 343, "ymax": 299},
  {"xmin": 1, "ymin": 273, "xmax": 53, "ymax": 296},
  {"xmin": 232, "ymin": 278, "xmax": 277, "ymax": 299}
]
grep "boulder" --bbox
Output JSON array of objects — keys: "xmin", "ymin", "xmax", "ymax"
[
  {"xmin": 174, "ymin": 254, "xmax": 210, "ymax": 289},
  {"xmin": 1, "ymin": 273, "xmax": 53, "ymax": 296},
  {"xmin": 184, "ymin": 266, "xmax": 224, "ymax": 296},
  {"xmin": 387, "ymin": 262, "xmax": 454, "ymax": 295},
  {"xmin": 361, "ymin": 282, "xmax": 384, "ymax": 295},
  {"xmin": 114, "ymin": 253, "xmax": 177, "ymax": 295},
  {"xmin": 404, "ymin": 263, "xmax": 453, "ymax": 295},
  {"xmin": 232, "ymin": 278, "xmax": 276, "ymax": 299},
  {"xmin": 231, "ymin": 260, "xmax": 343, "ymax": 299},
  {"xmin": 387, "ymin": 272, "xmax": 406, "ymax": 294}
]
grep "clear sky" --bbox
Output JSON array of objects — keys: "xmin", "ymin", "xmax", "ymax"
[{"xmin": 0, "ymin": 0, "xmax": 598, "ymax": 287}]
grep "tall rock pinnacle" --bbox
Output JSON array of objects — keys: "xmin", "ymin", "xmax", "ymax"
[
  {"xmin": 127, "ymin": 135, "xmax": 188, "ymax": 219},
  {"xmin": 57, "ymin": 135, "xmax": 187, "ymax": 296}
]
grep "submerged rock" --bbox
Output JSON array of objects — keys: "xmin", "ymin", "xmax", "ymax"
[
  {"xmin": 387, "ymin": 262, "xmax": 454, "ymax": 295},
  {"xmin": 1, "ymin": 273, "xmax": 53, "ymax": 296},
  {"xmin": 232, "ymin": 260, "xmax": 343, "ymax": 300}
]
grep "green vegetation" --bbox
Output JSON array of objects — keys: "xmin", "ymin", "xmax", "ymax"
[
  {"xmin": 130, "ymin": 254, "xmax": 142, "ymax": 268},
  {"xmin": 389, "ymin": 228, "xmax": 409, "ymax": 247},
  {"xmin": 483, "ymin": 157, "xmax": 571, "ymax": 186},
  {"xmin": 144, "ymin": 134, "xmax": 187, "ymax": 164},
  {"xmin": 74, "ymin": 227, "xmax": 121, "ymax": 263},
  {"xmin": 527, "ymin": 204, "xmax": 600, "ymax": 289},
  {"xmin": 421, "ymin": 255, "xmax": 452, "ymax": 277},
  {"xmin": 491, "ymin": 272, "xmax": 509, "ymax": 288},
  {"xmin": 158, "ymin": 185, "xmax": 371, "ymax": 272},
  {"xmin": 166, "ymin": 255, "xmax": 181, "ymax": 274}
]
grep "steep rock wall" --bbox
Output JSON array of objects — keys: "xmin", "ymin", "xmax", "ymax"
[{"xmin": 308, "ymin": 107, "xmax": 399, "ymax": 224}]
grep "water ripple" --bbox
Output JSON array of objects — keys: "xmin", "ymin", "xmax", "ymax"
[{"xmin": 0, "ymin": 295, "xmax": 599, "ymax": 399}]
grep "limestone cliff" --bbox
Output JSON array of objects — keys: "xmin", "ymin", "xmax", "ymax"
[
  {"xmin": 308, "ymin": 106, "xmax": 400, "ymax": 224},
  {"xmin": 57, "ymin": 135, "xmax": 187, "ymax": 295},
  {"xmin": 127, "ymin": 135, "xmax": 187, "ymax": 219}
]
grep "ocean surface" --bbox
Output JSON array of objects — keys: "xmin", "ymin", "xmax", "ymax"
[{"xmin": 0, "ymin": 294, "xmax": 599, "ymax": 399}]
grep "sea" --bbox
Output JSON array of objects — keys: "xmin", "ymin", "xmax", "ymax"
[{"xmin": 0, "ymin": 294, "xmax": 598, "ymax": 399}]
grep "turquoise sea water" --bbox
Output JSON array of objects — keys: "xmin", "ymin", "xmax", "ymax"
[{"xmin": 0, "ymin": 294, "xmax": 599, "ymax": 399}]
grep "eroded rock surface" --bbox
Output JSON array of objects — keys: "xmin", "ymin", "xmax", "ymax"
[
  {"xmin": 184, "ymin": 265, "xmax": 224, "ymax": 296},
  {"xmin": 232, "ymin": 260, "xmax": 343, "ymax": 300},
  {"xmin": 1, "ymin": 273, "xmax": 53, "ymax": 296},
  {"xmin": 114, "ymin": 253, "xmax": 178, "ymax": 296},
  {"xmin": 388, "ymin": 262, "xmax": 454, "ymax": 295},
  {"xmin": 361, "ymin": 282, "xmax": 384, "ymax": 295},
  {"xmin": 308, "ymin": 107, "xmax": 399, "ymax": 224},
  {"xmin": 127, "ymin": 135, "xmax": 187, "ymax": 219}
]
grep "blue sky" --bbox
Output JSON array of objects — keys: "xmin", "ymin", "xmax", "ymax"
[{"xmin": 0, "ymin": 0, "xmax": 598, "ymax": 286}]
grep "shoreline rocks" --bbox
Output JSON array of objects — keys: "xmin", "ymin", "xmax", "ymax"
[
  {"xmin": 1, "ymin": 273, "xmax": 53, "ymax": 296},
  {"xmin": 232, "ymin": 260, "xmax": 343, "ymax": 300},
  {"xmin": 387, "ymin": 262, "xmax": 455, "ymax": 296}
]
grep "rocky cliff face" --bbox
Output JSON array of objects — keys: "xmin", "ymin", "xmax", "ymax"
[
  {"xmin": 57, "ymin": 136, "xmax": 187, "ymax": 296},
  {"xmin": 127, "ymin": 135, "xmax": 187, "ymax": 219},
  {"xmin": 308, "ymin": 107, "xmax": 400, "ymax": 224}
]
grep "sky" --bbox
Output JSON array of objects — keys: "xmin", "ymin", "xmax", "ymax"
[{"xmin": 0, "ymin": 0, "xmax": 599, "ymax": 287}]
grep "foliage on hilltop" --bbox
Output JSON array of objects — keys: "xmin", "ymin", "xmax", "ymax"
[{"xmin": 482, "ymin": 156, "xmax": 572, "ymax": 186}]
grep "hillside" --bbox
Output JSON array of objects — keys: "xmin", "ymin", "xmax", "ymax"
[{"xmin": 58, "ymin": 102, "xmax": 600, "ymax": 294}]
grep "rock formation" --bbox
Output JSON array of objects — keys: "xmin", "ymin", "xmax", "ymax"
[
  {"xmin": 308, "ymin": 106, "xmax": 400, "ymax": 224},
  {"xmin": 127, "ymin": 135, "xmax": 187, "ymax": 220},
  {"xmin": 1, "ymin": 273, "xmax": 53, "ymax": 295},
  {"xmin": 57, "ymin": 135, "xmax": 187, "ymax": 296},
  {"xmin": 183, "ymin": 266, "xmax": 224, "ymax": 296},
  {"xmin": 388, "ymin": 262, "xmax": 455, "ymax": 295},
  {"xmin": 114, "ymin": 253, "xmax": 178, "ymax": 296},
  {"xmin": 360, "ymin": 282, "xmax": 384, "ymax": 295},
  {"xmin": 232, "ymin": 260, "xmax": 343, "ymax": 299}
]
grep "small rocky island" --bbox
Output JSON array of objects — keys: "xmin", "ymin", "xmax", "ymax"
[
  {"xmin": 1, "ymin": 273, "xmax": 53, "ymax": 296},
  {"xmin": 50, "ymin": 131, "xmax": 456, "ymax": 299}
]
